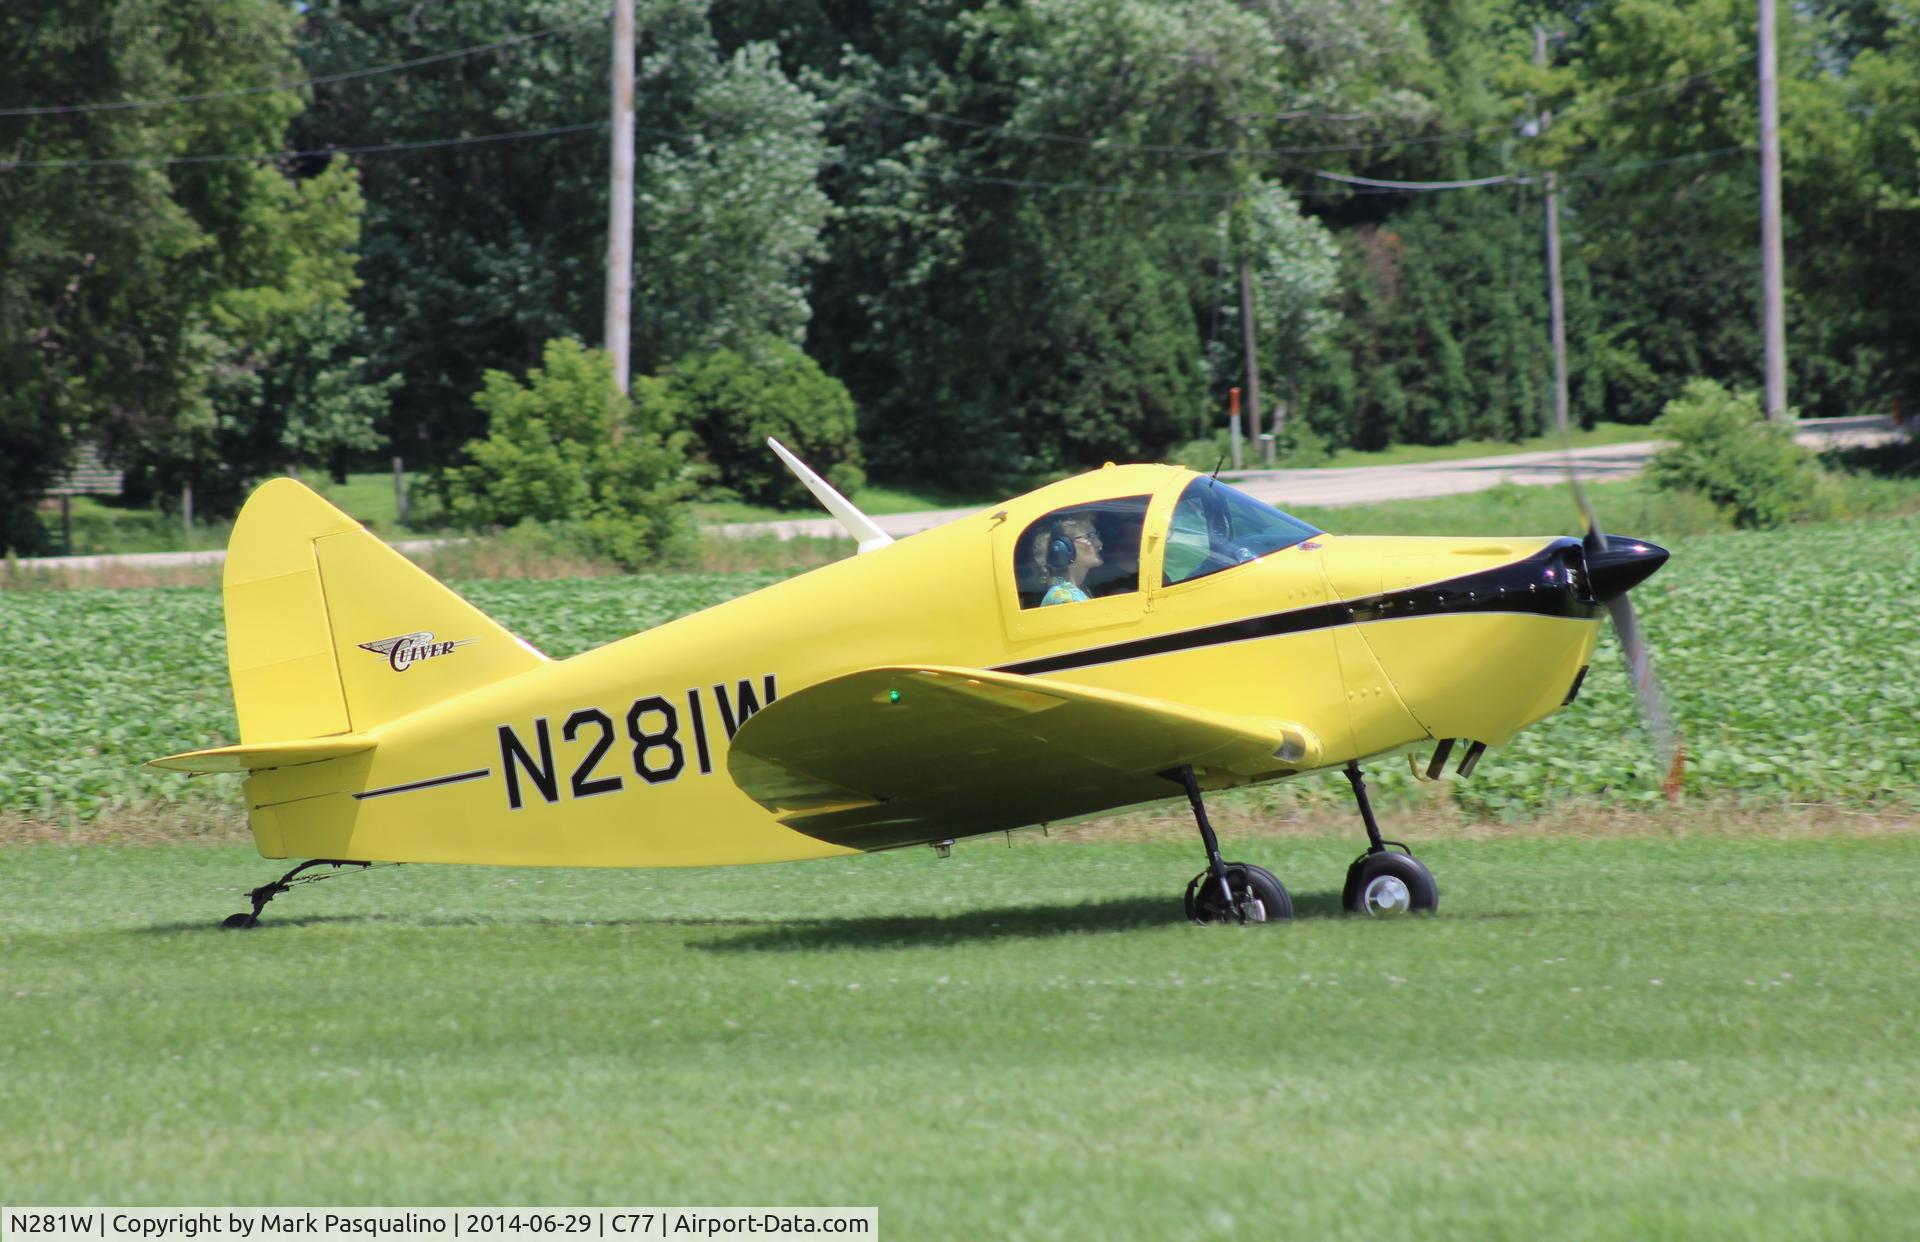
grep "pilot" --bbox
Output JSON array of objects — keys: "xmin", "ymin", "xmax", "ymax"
[
  {"xmin": 1035, "ymin": 514, "xmax": 1103, "ymax": 606},
  {"xmin": 1086, "ymin": 510, "xmax": 1142, "ymax": 597}
]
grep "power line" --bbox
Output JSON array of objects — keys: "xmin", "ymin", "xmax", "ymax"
[
  {"xmin": 0, "ymin": 109, "xmax": 1753, "ymax": 197},
  {"xmin": 845, "ymin": 146, "xmax": 1751, "ymax": 200},
  {"xmin": 1313, "ymin": 170, "xmax": 1519, "ymax": 191},
  {"xmin": 846, "ymin": 158, "xmax": 1239, "ymax": 200},
  {"xmin": 2, "ymin": 35, "xmax": 1763, "ymax": 186},
  {"xmin": 1, "ymin": 121, "xmax": 606, "ymax": 169},
  {"xmin": 1563, "ymin": 144, "xmax": 1753, "ymax": 179},
  {"xmin": 0, "ymin": 13, "xmax": 609, "ymax": 118},
  {"xmin": 1311, "ymin": 145, "xmax": 1752, "ymax": 192}
]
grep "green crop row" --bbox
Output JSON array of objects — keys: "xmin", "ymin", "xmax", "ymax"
[{"xmin": 3, "ymin": 518, "xmax": 1915, "ymax": 821}]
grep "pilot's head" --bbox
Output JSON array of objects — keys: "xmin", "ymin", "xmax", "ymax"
[{"xmin": 1036, "ymin": 514, "xmax": 1103, "ymax": 585}]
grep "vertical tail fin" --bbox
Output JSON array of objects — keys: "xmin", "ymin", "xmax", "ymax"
[{"xmin": 223, "ymin": 479, "xmax": 547, "ymax": 744}]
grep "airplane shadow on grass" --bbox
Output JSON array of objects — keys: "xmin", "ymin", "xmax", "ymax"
[
  {"xmin": 133, "ymin": 891, "xmax": 1351, "ymax": 942},
  {"xmin": 688, "ymin": 889, "xmax": 1351, "ymax": 953}
]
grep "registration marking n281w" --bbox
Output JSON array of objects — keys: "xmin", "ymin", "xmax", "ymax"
[{"xmin": 497, "ymin": 675, "xmax": 777, "ymax": 810}]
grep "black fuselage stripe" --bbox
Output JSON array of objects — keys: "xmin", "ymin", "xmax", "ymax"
[
  {"xmin": 994, "ymin": 544, "xmax": 1598, "ymax": 677},
  {"xmin": 353, "ymin": 768, "xmax": 492, "ymax": 800}
]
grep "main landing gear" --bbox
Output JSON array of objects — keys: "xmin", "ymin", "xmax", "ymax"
[
  {"xmin": 1341, "ymin": 762, "xmax": 1438, "ymax": 916},
  {"xmin": 222, "ymin": 859, "xmax": 371, "ymax": 928},
  {"xmin": 1170, "ymin": 761, "xmax": 1438, "ymax": 923},
  {"xmin": 1174, "ymin": 765, "xmax": 1293, "ymax": 924}
]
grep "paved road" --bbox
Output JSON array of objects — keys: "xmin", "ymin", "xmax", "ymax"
[
  {"xmin": 12, "ymin": 536, "xmax": 454, "ymax": 574},
  {"xmin": 16, "ymin": 416, "xmax": 1899, "ymax": 571}
]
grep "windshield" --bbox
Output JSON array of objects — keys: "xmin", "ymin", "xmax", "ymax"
[{"xmin": 1162, "ymin": 478, "xmax": 1322, "ymax": 587}]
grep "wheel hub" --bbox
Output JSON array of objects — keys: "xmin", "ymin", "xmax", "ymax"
[{"xmin": 1362, "ymin": 874, "xmax": 1411, "ymax": 915}]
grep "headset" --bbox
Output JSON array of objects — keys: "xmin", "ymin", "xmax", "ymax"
[{"xmin": 1046, "ymin": 522, "xmax": 1077, "ymax": 571}]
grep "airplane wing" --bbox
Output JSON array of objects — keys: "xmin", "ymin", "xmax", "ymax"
[{"xmin": 727, "ymin": 665, "xmax": 1321, "ymax": 852}]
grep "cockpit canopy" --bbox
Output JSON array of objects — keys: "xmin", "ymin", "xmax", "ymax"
[
  {"xmin": 1014, "ymin": 477, "xmax": 1321, "ymax": 609},
  {"xmin": 1162, "ymin": 477, "xmax": 1322, "ymax": 587}
]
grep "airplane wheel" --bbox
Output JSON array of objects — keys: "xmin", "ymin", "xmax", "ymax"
[
  {"xmin": 222, "ymin": 912, "xmax": 259, "ymax": 929},
  {"xmin": 1343, "ymin": 851, "xmax": 1438, "ymax": 916},
  {"xmin": 1186, "ymin": 863, "xmax": 1293, "ymax": 925}
]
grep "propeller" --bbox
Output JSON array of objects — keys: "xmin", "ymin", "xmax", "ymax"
[{"xmin": 1558, "ymin": 419, "xmax": 1687, "ymax": 805}]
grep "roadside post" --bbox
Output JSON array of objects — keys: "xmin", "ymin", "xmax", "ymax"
[{"xmin": 1229, "ymin": 386, "xmax": 1243, "ymax": 470}]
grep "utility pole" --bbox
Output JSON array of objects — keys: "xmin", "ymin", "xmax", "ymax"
[
  {"xmin": 1224, "ymin": 68, "xmax": 1269, "ymax": 468},
  {"xmin": 1537, "ymin": 27, "xmax": 1571, "ymax": 441},
  {"xmin": 604, "ymin": 0, "xmax": 635, "ymax": 397},
  {"xmin": 1237, "ymin": 255, "xmax": 1266, "ymax": 465},
  {"xmin": 1758, "ymin": 0, "xmax": 1788, "ymax": 420}
]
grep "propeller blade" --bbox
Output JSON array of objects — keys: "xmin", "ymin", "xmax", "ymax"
[
  {"xmin": 1554, "ymin": 370, "xmax": 1682, "ymax": 799},
  {"xmin": 1550, "ymin": 357, "xmax": 1607, "ymax": 550},
  {"xmin": 1605, "ymin": 593, "xmax": 1686, "ymax": 805}
]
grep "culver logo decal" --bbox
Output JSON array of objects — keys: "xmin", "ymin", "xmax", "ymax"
[{"xmin": 358, "ymin": 631, "xmax": 476, "ymax": 672}]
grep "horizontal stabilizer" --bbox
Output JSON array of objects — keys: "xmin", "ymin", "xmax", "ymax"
[{"xmin": 148, "ymin": 736, "xmax": 375, "ymax": 775}]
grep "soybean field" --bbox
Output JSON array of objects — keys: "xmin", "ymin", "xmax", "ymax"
[{"xmin": 3, "ymin": 517, "xmax": 1916, "ymax": 824}]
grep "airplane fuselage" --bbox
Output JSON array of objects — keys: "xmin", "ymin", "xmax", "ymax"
[{"xmin": 238, "ymin": 465, "xmax": 1602, "ymax": 867}]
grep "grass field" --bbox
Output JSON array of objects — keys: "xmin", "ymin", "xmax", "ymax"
[
  {"xmin": 1312, "ymin": 420, "xmax": 1656, "ymax": 469},
  {"xmin": 2, "ymin": 827, "xmax": 1916, "ymax": 1237}
]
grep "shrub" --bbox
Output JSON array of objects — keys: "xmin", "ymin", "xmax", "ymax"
[
  {"xmin": 655, "ymin": 340, "xmax": 863, "ymax": 508},
  {"xmin": 444, "ymin": 339, "xmax": 693, "ymax": 569},
  {"xmin": 1648, "ymin": 379, "xmax": 1837, "ymax": 529}
]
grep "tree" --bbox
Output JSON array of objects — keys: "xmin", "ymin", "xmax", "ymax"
[
  {"xmin": 654, "ymin": 340, "xmax": 863, "ymax": 508},
  {"xmin": 0, "ymin": 0, "xmax": 391, "ymax": 546},
  {"xmin": 292, "ymin": 0, "xmax": 835, "ymax": 464},
  {"xmin": 1526, "ymin": 0, "xmax": 1876, "ymax": 419},
  {"xmin": 1302, "ymin": 186, "xmax": 1596, "ymax": 449},
  {"xmin": 797, "ymin": 0, "xmax": 1432, "ymax": 484},
  {"xmin": 445, "ymin": 338, "xmax": 693, "ymax": 567},
  {"xmin": 1829, "ymin": 12, "xmax": 1920, "ymax": 418},
  {"xmin": 634, "ymin": 43, "xmax": 834, "ymax": 370},
  {"xmin": 121, "ymin": 161, "xmax": 395, "ymax": 515},
  {"xmin": 1207, "ymin": 181, "xmax": 1343, "ymax": 448}
]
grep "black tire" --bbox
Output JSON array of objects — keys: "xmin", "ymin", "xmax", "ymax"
[
  {"xmin": 222, "ymin": 912, "xmax": 259, "ymax": 929},
  {"xmin": 1186, "ymin": 862, "xmax": 1293, "ymax": 924},
  {"xmin": 1342, "ymin": 851, "xmax": 1438, "ymax": 916}
]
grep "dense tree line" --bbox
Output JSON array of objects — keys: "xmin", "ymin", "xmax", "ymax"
[{"xmin": 3, "ymin": 0, "xmax": 1915, "ymax": 552}]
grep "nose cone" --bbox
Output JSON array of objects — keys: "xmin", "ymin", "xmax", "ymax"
[{"xmin": 1585, "ymin": 536, "xmax": 1668, "ymax": 600}]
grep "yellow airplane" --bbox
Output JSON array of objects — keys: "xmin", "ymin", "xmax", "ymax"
[{"xmin": 153, "ymin": 441, "xmax": 1674, "ymax": 927}]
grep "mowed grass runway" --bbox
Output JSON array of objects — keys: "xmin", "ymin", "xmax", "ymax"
[{"xmin": 4, "ymin": 829, "xmax": 1917, "ymax": 1239}]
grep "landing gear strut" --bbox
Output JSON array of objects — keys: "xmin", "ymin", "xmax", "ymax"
[
  {"xmin": 1341, "ymin": 762, "xmax": 1438, "ymax": 916},
  {"xmin": 223, "ymin": 859, "xmax": 371, "ymax": 928},
  {"xmin": 1172, "ymin": 765, "xmax": 1292, "ymax": 924}
]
